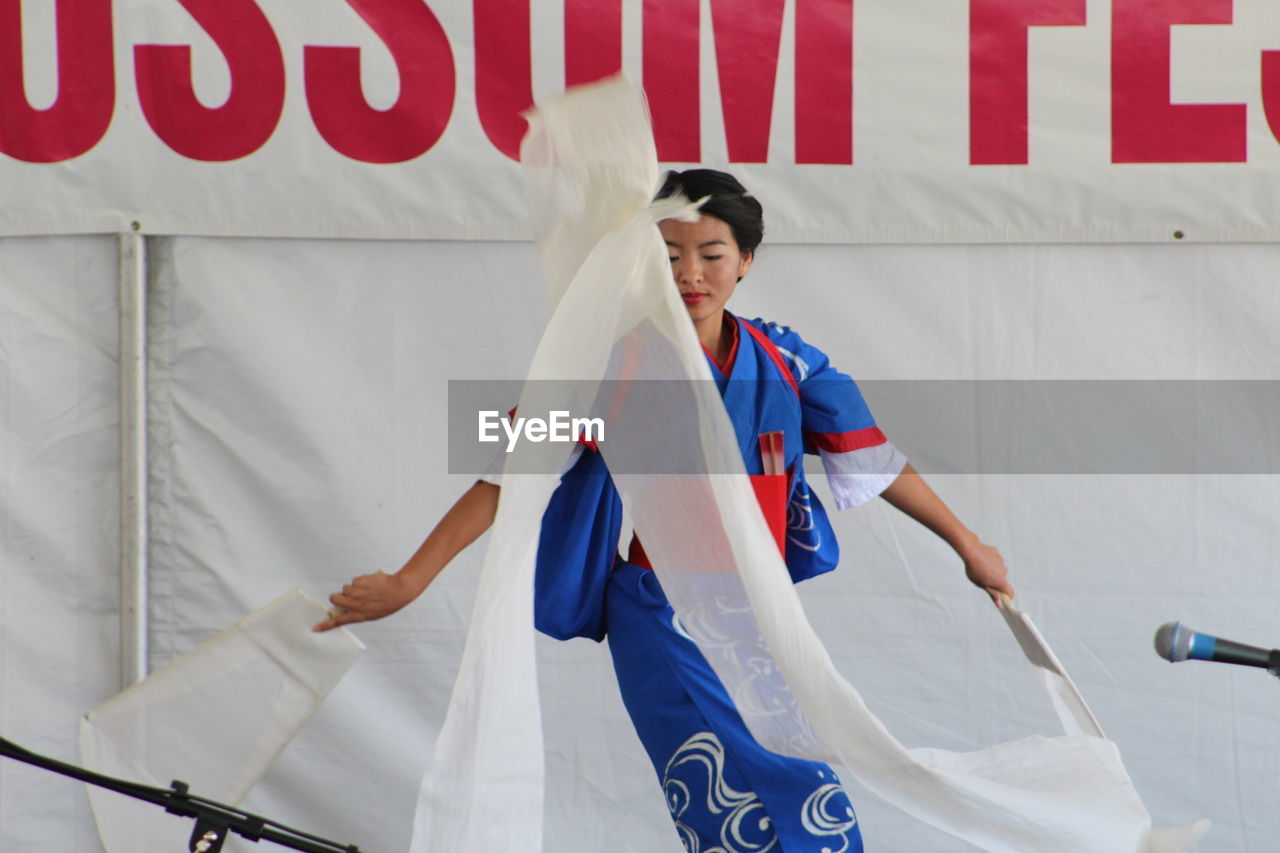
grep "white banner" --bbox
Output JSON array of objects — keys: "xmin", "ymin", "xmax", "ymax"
[{"xmin": 4, "ymin": 0, "xmax": 1280, "ymax": 242}]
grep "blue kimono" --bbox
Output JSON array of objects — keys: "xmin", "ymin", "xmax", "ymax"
[{"xmin": 531, "ymin": 315, "xmax": 904, "ymax": 853}]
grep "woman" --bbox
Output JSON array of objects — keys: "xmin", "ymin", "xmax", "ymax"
[{"xmin": 316, "ymin": 169, "xmax": 1014, "ymax": 852}]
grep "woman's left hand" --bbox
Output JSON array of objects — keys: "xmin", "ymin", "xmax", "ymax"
[{"xmin": 959, "ymin": 539, "xmax": 1015, "ymax": 607}]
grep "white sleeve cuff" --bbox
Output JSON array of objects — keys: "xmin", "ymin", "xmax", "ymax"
[{"xmin": 820, "ymin": 442, "xmax": 908, "ymax": 510}]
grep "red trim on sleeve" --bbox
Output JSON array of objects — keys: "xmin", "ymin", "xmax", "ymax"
[{"xmin": 804, "ymin": 426, "xmax": 887, "ymax": 453}]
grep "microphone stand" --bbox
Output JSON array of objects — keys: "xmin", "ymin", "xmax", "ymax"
[{"xmin": 0, "ymin": 734, "xmax": 361, "ymax": 853}]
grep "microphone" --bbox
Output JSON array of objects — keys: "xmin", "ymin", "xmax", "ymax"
[{"xmin": 1154, "ymin": 621, "xmax": 1280, "ymax": 675}]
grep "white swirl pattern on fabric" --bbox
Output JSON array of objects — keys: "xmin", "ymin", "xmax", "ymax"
[
  {"xmin": 785, "ymin": 482, "xmax": 822, "ymax": 552},
  {"xmin": 672, "ymin": 598, "xmax": 816, "ymax": 737},
  {"xmin": 663, "ymin": 731, "xmax": 776, "ymax": 853},
  {"xmin": 671, "ymin": 600, "xmax": 816, "ymax": 742},
  {"xmin": 801, "ymin": 782, "xmax": 858, "ymax": 853},
  {"xmin": 772, "ymin": 342, "xmax": 811, "ymax": 381},
  {"xmin": 663, "ymin": 731, "xmax": 854, "ymax": 853}
]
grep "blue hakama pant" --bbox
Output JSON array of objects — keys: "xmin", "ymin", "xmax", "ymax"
[{"xmin": 607, "ymin": 562, "xmax": 863, "ymax": 853}]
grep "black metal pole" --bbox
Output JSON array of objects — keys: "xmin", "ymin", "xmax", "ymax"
[{"xmin": 0, "ymin": 734, "xmax": 361, "ymax": 853}]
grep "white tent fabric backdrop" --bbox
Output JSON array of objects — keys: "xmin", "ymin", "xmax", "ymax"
[
  {"xmin": 2, "ymin": 233, "xmax": 1278, "ymax": 851},
  {"xmin": 0, "ymin": 236, "xmax": 120, "ymax": 851}
]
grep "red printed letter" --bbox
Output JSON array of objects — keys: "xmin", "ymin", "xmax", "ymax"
[
  {"xmin": 135, "ymin": 0, "xmax": 284, "ymax": 162},
  {"xmin": 796, "ymin": 0, "xmax": 853, "ymax": 165},
  {"xmin": 0, "ymin": 0, "xmax": 113, "ymax": 163},
  {"xmin": 644, "ymin": 0, "xmax": 700, "ymax": 163},
  {"xmin": 306, "ymin": 0, "xmax": 455, "ymax": 164},
  {"xmin": 1263, "ymin": 51, "xmax": 1280, "ymax": 147},
  {"xmin": 644, "ymin": 0, "xmax": 850, "ymax": 164},
  {"xmin": 969, "ymin": 0, "xmax": 1086, "ymax": 165},
  {"xmin": 1112, "ymin": 0, "xmax": 1245, "ymax": 163},
  {"xmin": 565, "ymin": 0, "xmax": 622, "ymax": 88},
  {"xmin": 474, "ymin": 0, "xmax": 532, "ymax": 161},
  {"xmin": 709, "ymin": 0, "xmax": 784, "ymax": 163}
]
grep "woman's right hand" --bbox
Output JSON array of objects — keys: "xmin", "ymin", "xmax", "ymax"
[
  {"xmin": 313, "ymin": 481, "xmax": 500, "ymax": 632},
  {"xmin": 313, "ymin": 571, "xmax": 417, "ymax": 631}
]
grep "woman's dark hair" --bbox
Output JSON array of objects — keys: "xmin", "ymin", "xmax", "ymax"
[{"xmin": 655, "ymin": 169, "xmax": 764, "ymax": 256}]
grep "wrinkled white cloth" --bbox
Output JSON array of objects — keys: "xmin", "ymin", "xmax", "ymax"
[
  {"xmin": 80, "ymin": 590, "xmax": 364, "ymax": 853},
  {"xmin": 411, "ymin": 76, "xmax": 1208, "ymax": 852}
]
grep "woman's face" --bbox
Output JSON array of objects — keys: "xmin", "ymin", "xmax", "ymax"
[{"xmin": 658, "ymin": 214, "xmax": 753, "ymax": 326}]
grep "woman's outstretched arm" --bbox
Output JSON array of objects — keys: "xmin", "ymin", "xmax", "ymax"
[
  {"xmin": 313, "ymin": 480, "xmax": 500, "ymax": 631},
  {"xmin": 878, "ymin": 463, "xmax": 1014, "ymax": 606}
]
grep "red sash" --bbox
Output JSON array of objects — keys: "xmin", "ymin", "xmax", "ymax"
[{"xmin": 627, "ymin": 473, "xmax": 788, "ymax": 570}]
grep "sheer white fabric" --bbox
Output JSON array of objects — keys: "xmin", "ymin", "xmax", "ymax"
[
  {"xmin": 478, "ymin": 443, "xmax": 584, "ymax": 487},
  {"xmin": 80, "ymin": 591, "xmax": 364, "ymax": 853},
  {"xmin": 410, "ymin": 80, "xmax": 671, "ymax": 849},
  {"xmin": 411, "ymin": 76, "xmax": 1208, "ymax": 852}
]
